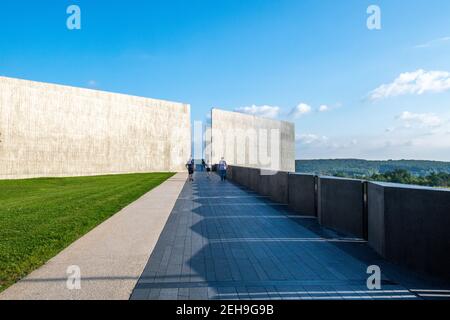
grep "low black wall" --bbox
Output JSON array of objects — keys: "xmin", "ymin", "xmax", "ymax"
[
  {"xmin": 368, "ymin": 182, "xmax": 450, "ymax": 281},
  {"xmin": 317, "ymin": 177, "xmax": 366, "ymax": 239},
  {"xmin": 227, "ymin": 166, "xmax": 289, "ymax": 204},
  {"xmin": 227, "ymin": 165, "xmax": 450, "ymax": 281},
  {"xmin": 288, "ymin": 174, "xmax": 316, "ymax": 216}
]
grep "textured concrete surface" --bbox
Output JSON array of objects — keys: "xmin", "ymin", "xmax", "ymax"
[
  {"xmin": 368, "ymin": 182, "xmax": 450, "ymax": 281},
  {"xmin": 0, "ymin": 77, "xmax": 191, "ymax": 179},
  {"xmin": 0, "ymin": 173, "xmax": 187, "ymax": 300},
  {"xmin": 288, "ymin": 174, "xmax": 317, "ymax": 216},
  {"xmin": 209, "ymin": 109, "xmax": 295, "ymax": 172},
  {"xmin": 130, "ymin": 172, "xmax": 450, "ymax": 300},
  {"xmin": 318, "ymin": 177, "xmax": 366, "ymax": 239}
]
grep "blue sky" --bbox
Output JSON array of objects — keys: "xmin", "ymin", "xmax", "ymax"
[{"xmin": 1, "ymin": 0, "xmax": 450, "ymax": 160}]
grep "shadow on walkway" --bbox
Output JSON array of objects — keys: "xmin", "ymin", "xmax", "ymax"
[{"xmin": 131, "ymin": 172, "xmax": 450, "ymax": 300}]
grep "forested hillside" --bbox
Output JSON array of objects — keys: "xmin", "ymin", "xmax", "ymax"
[
  {"xmin": 296, "ymin": 159, "xmax": 450, "ymax": 188},
  {"xmin": 296, "ymin": 159, "xmax": 450, "ymax": 177}
]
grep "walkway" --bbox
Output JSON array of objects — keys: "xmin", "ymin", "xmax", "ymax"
[
  {"xmin": 0, "ymin": 173, "xmax": 187, "ymax": 300},
  {"xmin": 131, "ymin": 172, "xmax": 450, "ymax": 300}
]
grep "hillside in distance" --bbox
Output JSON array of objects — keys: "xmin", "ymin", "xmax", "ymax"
[{"xmin": 295, "ymin": 159, "xmax": 450, "ymax": 178}]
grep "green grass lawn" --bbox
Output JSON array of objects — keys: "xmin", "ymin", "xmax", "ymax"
[{"xmin": 0, "ymin": 172, "xmax": 175, "ymax": 293}]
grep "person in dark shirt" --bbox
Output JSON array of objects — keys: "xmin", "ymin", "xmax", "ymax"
[
  {"xmin": 201, "ymin": 159, "xmax": 206, "ymax": 172},
  {"xmin": 186, "ymin": 158, "xmax": 195, "ymax": 182}
]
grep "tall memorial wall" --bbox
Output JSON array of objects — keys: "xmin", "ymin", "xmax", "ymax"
[
  {"xmin": 209, "ymin": 108, "xmax": 295, "ymax": 172},
  {"xmin": 0, "ymin": 77, "xmax": 191, "ymax": 179}
]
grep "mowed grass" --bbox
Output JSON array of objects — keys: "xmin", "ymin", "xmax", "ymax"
[{"xmin": 0, "ymin": 172, "xmax": 175, "ymax": 293}]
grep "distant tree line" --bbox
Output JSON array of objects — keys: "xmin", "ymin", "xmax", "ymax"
[
  {"xmin": 369, "ymin": 170, "xmax": 450, "ymax": 188},
  {"xmin": 296, "ymin": 159, "xmax": 450, "ymax": 188}
]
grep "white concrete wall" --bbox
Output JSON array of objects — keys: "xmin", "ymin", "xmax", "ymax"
[
  {"xmin": 210, "ymin": 109, "xmax": 295, "ymax": 172},
  {"xmin": 0, "ymin": 77, "xmax": 191, "ymax": 179}
]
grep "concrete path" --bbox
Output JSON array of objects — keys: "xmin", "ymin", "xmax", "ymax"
[
  {"xmin": 131, "ymin": 172, "xmax": 450, "ymax": 300},
  {"xmin": 0, "ymin": 173, "xmax": 187, "ymax": 300}
]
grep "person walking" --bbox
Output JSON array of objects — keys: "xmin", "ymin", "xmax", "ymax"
[
  {"xmin": 206, "ymin": 160, "xmax": 212, "ymax": 179},
  {"xmin": 218, "ymin": 157, "xmax": 228, "ymax": 181},
  {"xmin": 186, "ymin": 157, "xmax": 195, "ymax": 182},
  {"xmin": 201, "ymin": 159, "xmax": 206, "ymax": 172}
]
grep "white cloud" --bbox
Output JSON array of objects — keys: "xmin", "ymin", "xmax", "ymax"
[
  {"xmin": 398, "ymin": 111, "xmax": 442, "ymax": 128},
  {"xmin": 289, "ymin": 103, "xmax": 312, "ymax": 118},
  {"xmin": 235, "ymin": 105, "xmax": 280, "ymax": 119},
  {"xmin": 415, "ymin": 36, "xmax": 450, "ymax": 49},
  {"xmin": 319, "ymin": 105, "xmax": 330, "ymax": 112},
  {"xmin": 331, "ymin": 139, "xmax": 358, "ymax": 149},
  {"xmin": 296, "ymin": 134, "xmax": 329, "ymax": 145},
  {"xmin": 297, "ymin": 132, "xmax": 450, "ymax": 160},
  {"xmin": 369, "ymin": 69, "xmax": 450, "ymax": 100},
  {"xmin": 297, "ymin": 119, "xmax": 450, "ymax": 160},
  {"xmin": 296, "ymin": 133, "xmax": 359, "ymax": 150}
]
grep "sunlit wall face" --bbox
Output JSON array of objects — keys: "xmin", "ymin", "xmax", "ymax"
[{"xmin": 209, "ymin": 108, "xmax": 295, "ymax": 172}]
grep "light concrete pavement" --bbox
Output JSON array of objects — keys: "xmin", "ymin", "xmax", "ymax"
[{"xmin": 0, "ymin": 173, "xmax": 187, "ymax": 300}]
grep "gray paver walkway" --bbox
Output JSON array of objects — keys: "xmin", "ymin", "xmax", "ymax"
[{"xmin": 131, "ymin": 172, "xmax": 450, "ymax": 300}]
